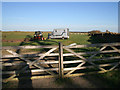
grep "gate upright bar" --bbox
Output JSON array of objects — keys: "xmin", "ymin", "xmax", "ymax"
[{"xmin": 59, "ymin": 42, "xmax": 64, "ymax": 78}]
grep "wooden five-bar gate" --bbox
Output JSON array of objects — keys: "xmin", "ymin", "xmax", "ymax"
[{"xmin": 1, "ymin": 42, "xmax": 120, "ymax": 83}]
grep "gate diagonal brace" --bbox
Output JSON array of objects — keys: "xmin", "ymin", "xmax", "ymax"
[
  {"xmin": 88, "ymin": 45, "xmax": 107, "ymax": 59},
  {"xmin": 64, "ymin": 43, "xmax": 86, "ymax": 76},
  {"xmin": 108, "ymin": 46, "xmax": 120, "ymax": 71},
  {"xmin": 3, "ymin": 47, "xmax": 58, "ymax": 83},
  {"xmin": 64, "ymin": 47, "xmax": 107, "ymax": 73},
  {"xmin": 66, "ymin": 61, "xmax": 86, "ymax": 76},
  {"xmin": 8, "ymin": 48, "xmax": 58, "ymax": 72}
]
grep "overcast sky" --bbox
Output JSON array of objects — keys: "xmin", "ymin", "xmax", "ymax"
[{"xmin": 2, "ymin": 2, "xmax": 118, "ymax": 32}]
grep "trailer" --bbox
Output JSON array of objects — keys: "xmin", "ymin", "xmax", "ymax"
[{"xmin": 48, "ymin": 28, "xmax": 69, "ymax": 39}]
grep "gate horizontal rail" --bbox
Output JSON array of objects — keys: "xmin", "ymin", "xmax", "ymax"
[
  {"xmin": 2, "ymin": 49, "xmax": 120, "ymax": 59},
  {"xmin": 2, "ymin": 42, "xmax": 120, "ymax": 83},
  {"xmin": 2, "ymin": 62, "xmax": 118, "ymax": 75}
]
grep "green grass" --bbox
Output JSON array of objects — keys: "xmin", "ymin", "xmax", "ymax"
[
  {"xmin": 2, "ymin": 31, "xmax": 34, "ymax": 46},
  {"xmin": 2, "ymin": 31, "xmax": 34, "ymax": 40},
  {"xmin": 2, "ymin": 31, "xmax": 91, "ymax": 46},
  {"xmin": 2, "ymin": 42, "xmax": 21, "ymax": 46},
  {"xmin": 89, "ymin": 70, "xmax": 120, "ymax": 88}
]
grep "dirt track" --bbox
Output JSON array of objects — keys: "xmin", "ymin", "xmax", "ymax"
[
  {"xmin": 2, "ymin": 39, "xmax": 24, "ymax": 43},
  {"xmin": 3, "ymin": 75, "xmax": 110, "ymax": 88}
]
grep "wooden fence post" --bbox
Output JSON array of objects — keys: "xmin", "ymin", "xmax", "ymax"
[{"xmin": 59, "ymin": 42, "xmax": 64, "ymax": 78}]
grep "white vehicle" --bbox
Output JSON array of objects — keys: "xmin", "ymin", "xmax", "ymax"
[{"xmin": 48, "ymin": 28, "xmax": 69, "ymax": 39}]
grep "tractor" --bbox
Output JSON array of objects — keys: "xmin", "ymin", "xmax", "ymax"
[
  {"xmin": 34, "ymin": 31, "xmax": 43, "ymax": 40},
  {"xmin": 24, "ymin": 31, "xmax": 47, "ymax": 42},
  {"xmin": 33, "ymin": 31, "xmax": 47, "ymax": 40}
]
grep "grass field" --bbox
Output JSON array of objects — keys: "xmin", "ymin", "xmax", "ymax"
[
  {"xmin": 2, "ymin": 31, "xmax": 120, "ymax": 88},
  {"xmin": 2, "ymin": 31, "xmax": 90, "ymax": 46},
  {"xmin": 2, "ymin": 31, "xmax": 34, "ymax": 46}
]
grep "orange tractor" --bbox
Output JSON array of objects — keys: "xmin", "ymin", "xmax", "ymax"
[
  {"xmin": 24, "ymin": 31, "xmax": 47, "ymax": 42},
  {"xmin": 34, "ymin": 31, "xmax": 46, "ymax": 40}
]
